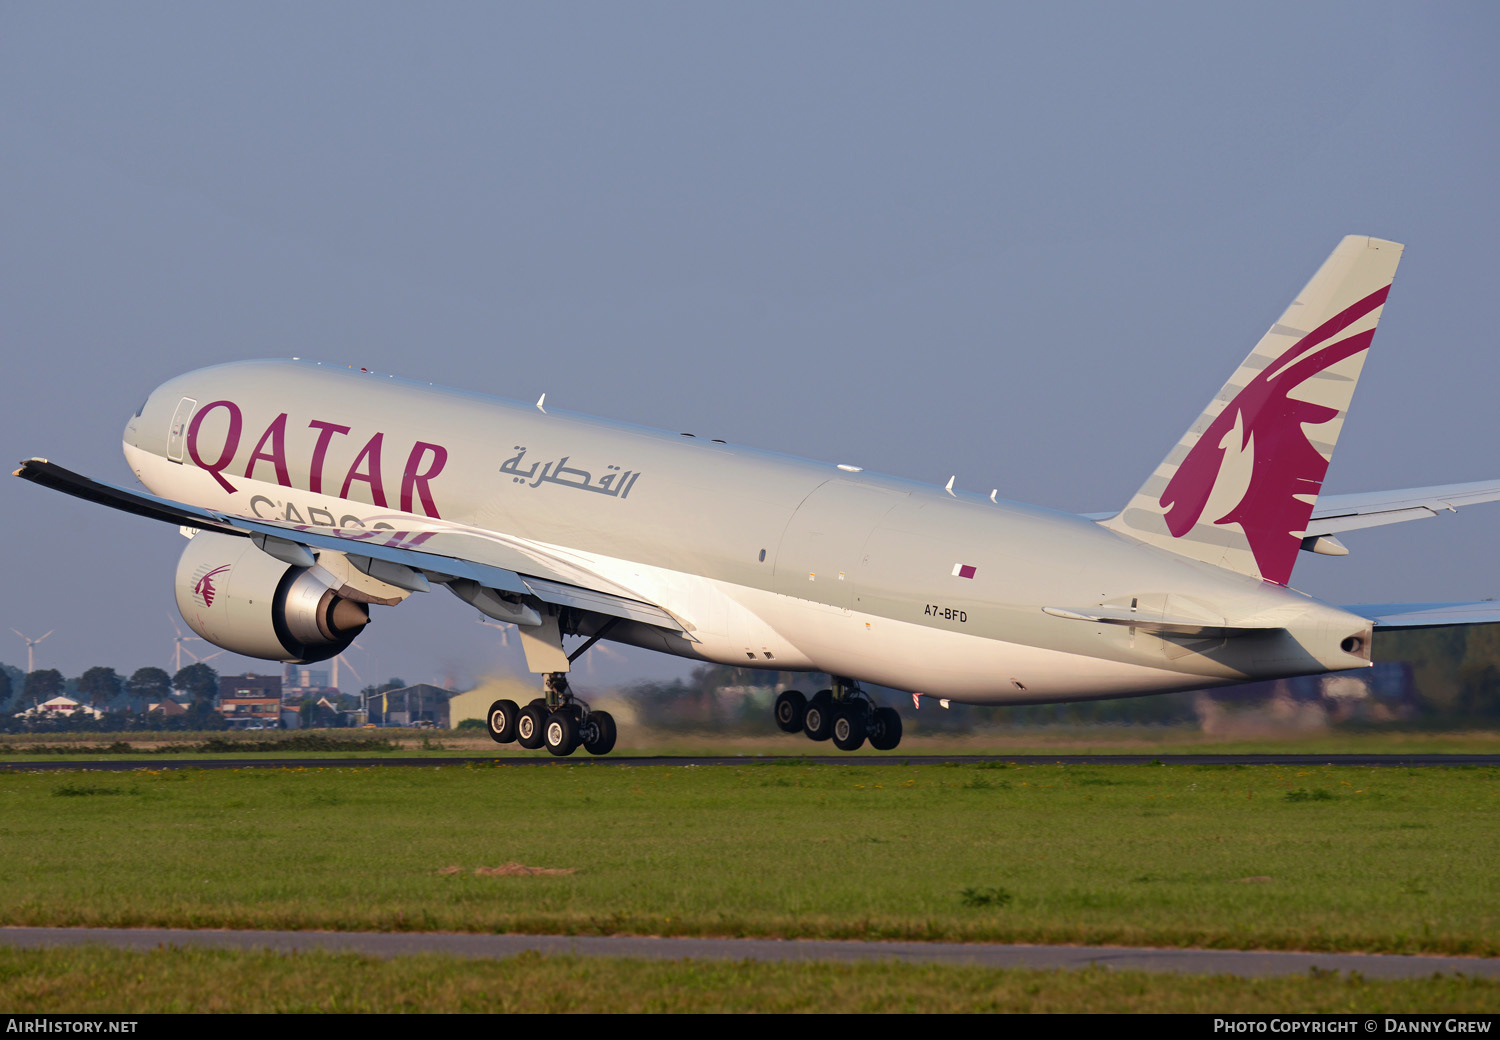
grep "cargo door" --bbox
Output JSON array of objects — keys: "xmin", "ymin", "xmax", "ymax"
[{"xmin": 773, "ymin": 480, "xmax": 908, "ymax": 611}]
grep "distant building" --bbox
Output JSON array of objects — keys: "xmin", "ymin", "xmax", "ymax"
[
  {"xmin": 285, "ymin": 665, "xmax": 330, "ymax": 690},
  {"xmin": 219, "ymin": 673, "xmax": 283, "ymax": 725},
  {"xmin": 366, "ymin": 684, "xmax": 454, "ymax": 727},
  {"xmin": 149, "ymin": 698, "xmax": 187, "ymax": 719},
  {"xmin": 15, "ymin": 696, "xmax": 102, "ymax": 719},
  {"xmin": 448, "ymin": 678, "xmax": 537, "ymax": 729}
]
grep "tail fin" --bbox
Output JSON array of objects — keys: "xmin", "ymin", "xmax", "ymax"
[{"xmin": 1103, "ymin": 236, "xmax": 1404, "ymax": 585}]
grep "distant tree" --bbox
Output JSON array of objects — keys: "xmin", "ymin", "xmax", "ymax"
[
  {"xmin": 173, "ymin": 663, "xmax": 220, "ymax": 705},
  {"xmin": 1457, "ymin": 623, "xmax": 1500, "ymax": 719},
  {"xmin": 0, "ymin": 668, "xmax": 11, "ymax": 711},
  {"xmin": 128, "ymin": 667, "xmax": 174, "ymax": 708},
  {"xmin": 78, "ymin": 666, "xmax": 123, "ymax": 709},
  {"xmin": 0, "ymin": 663, "xmax": 20, "ymax": 707},
  {"xmin": 1379, "ymin": 626, "xmax": 1470, "ymax": 714},
  {"xmin": 23, "ymin": 669, "xmax": 64, "ymax": 707},
  {"xmin": 184, "ymin": 698, "xmax": 224, "ymax": 730}
]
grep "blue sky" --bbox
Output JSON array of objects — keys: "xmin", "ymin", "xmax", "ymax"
[{"xmin": 3, "ymin": 3, "xmax": 1497, "ymax": 690}]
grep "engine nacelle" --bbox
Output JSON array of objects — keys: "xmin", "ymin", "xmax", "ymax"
[{"xmin": 174, "ymin": 531, "xmax": 369, "ymax": 663}]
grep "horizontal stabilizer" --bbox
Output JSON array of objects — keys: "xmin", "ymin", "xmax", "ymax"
[
  {"xmin": 1346, "ymin": 602, "xmax": 1500, "ymax": 629},
  {"xmin": 1306, "ymin": 479, "xmax": 1500, "ymax": 537}
]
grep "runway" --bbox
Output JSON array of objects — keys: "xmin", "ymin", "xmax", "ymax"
[
  {"xmin": 3, "ymin": 927, "xmax": 1497, "ymax": 980},
  {"xmin": 1, "ymin": 753, "xmax": 1498, "ymax": 771}
]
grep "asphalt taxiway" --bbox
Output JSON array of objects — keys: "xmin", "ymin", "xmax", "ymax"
[
  {"xmin": 2, "ymin": 927, "xmax": 1497, "ymax": 980},
  {"xmin": 1, "ymin": 753, "xmax": 1498, "ymax": 770}
]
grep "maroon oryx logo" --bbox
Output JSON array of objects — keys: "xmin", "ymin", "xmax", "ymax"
[
  {"xmin": 1158, "ymin": 285, "xmax": 1389, "ymax": 586},
  {"xmin": 194, "ymin": 565, "xmax": 231, "ymax": 607}
]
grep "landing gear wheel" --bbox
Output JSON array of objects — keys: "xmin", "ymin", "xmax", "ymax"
[
  {"xmin": 831, "ymin": 708, "xmax": 866, "ymax": 751},
  {"xmin": 582, "ymin": 710, "xmax": 617, "ymax": 756},
  {"xmin": 485, "ymin": 699, "xmax": 519, "ymax": 744},
  {"xmin": 774, "ymin": 690, "xmax": 807, "ymax": 733},
  {"xmin": 803, "ymin": 690, "xmax": 834, "ymax": 742},
  {"xmin": 544, "ymin": 711, "xmax": 579, "ymax": 756},
  {"xmin": 516, "ymin": 703, "xmax": 548, "ymax": 749},
  {"xmin": 869, "ymin": 706, "xmax": 903, "ymax": 751}
]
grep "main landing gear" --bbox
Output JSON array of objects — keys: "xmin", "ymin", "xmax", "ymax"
[
  {"xmin": 773, "ymin": 677, "xmax": 902, "ymax": 752},
  {"xmin": 486, "ymin": 671, "xmax": 617, "ymax": 757}
]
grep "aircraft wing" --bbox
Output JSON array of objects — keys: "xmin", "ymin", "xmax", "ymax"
[
  {"xmin": 1343, "ymin": 602, "xmax": 1500, "ymax": 630},
  {"xmin": 13, "ymin": 458, "xmax": 683, "ymax": 632},
  {"xmin": 1304, "ymin": 480, "xmax": 1500, "ymax": 536}
]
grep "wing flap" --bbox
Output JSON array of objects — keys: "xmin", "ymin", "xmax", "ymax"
[{"xmin": 14, "ymin": 458, "xmax": 684, "ymax": 633}]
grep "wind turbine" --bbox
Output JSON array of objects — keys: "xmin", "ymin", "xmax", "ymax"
[
  {"xmin": 11, "ymin": 629, "xmax": 53, "ymax": 674},
  {"xmin": 169, "ymin": 615, "xmax": 222, "ymax": 672},
  {"xmin": 581, "ymin": 636, "xmax": 626, "ymax": 677},
  {"xmin": 330, "ymin": 645, "xmax": 363, "ymax": 693},
  {"xmin": 476, "ymin": 616, "xmax": 511, "ymax": 647}
]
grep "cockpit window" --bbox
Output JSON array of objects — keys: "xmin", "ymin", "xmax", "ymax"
[{"xmin": 134, "ymin": 398, "xmax": 148, "ymax": 417}]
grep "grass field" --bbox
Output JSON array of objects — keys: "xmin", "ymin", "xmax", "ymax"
[
  {"xmin": 5, "ymin": 947, "xmax": 1499, "ymax": 1013},
  {"xmin": 3, "ymin": 751, "xmax": 1497, "ymax": 1012},
  {"xmin": 2, "ymin": 724, "xmax": 1499, "ymax": 759},
  {"xmin": 2, "ymin": 759, "xmax": 1497, "ymax": 951}
]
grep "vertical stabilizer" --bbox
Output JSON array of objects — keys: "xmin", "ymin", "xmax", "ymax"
[{"xmin": 1103, "ymin": 236, "xmax": 1403, "ymax": 585}]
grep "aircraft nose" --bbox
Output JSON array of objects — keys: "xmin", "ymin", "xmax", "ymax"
[{"xmin": 122, "ymin": 395, "xmax": 147, "ymax": 450}]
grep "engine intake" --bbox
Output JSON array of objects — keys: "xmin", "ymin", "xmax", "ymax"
[{"xmin": 174, "ymin": 530, "xmax": 368, "ymax": 663}]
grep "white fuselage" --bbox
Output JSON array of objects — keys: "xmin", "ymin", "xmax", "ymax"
[{"xmin": 124, "ymin": 360, "xmax": 1373, "ymax": 704}]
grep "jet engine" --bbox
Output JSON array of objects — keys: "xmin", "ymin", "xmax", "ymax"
[{"xmin": 174, "ymin": 530, "xmax": 369, "ymax": 663}]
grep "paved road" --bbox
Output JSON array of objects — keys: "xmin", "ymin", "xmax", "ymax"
[
  {"xmin": 1, "ymin": 753, "xmax": 1498, "ymax": 770},
  {"xmin": 3, "ymin": 927, "xmax": 1496, "ymax": 979}
]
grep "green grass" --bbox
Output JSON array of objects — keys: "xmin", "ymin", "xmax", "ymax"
[
  {"xmin": 1, "ymin": 761, "xmax": 1497, "ymax": 955},
  {"xmin": 2, "ymin": 725, "xmax": 1498, "ymax": 761},
  {"xmin": 3, "ymin": 947, "xmax": 1499, "ymax": 1013}
]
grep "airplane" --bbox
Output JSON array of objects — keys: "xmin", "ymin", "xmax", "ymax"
[{"xmin": 16, "ymin": 236, "xmax": 1500, "ymax": 756}]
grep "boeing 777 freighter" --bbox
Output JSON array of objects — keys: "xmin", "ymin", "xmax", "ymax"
[{"xmin": 18, "ymin": 237, "xmax": 1500, "ymax": 755}]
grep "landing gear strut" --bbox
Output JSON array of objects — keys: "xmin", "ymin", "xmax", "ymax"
[
  {"xmin": 773, "ymin": 677, "xmax": 902, "ymax": 752},
  {"xmin": 486, "ymin": 671, "xmax": 618, "ymax": 757},
  {"xmin": 485, "ymin": 611, "xmax": 619, "ymax": 756}
]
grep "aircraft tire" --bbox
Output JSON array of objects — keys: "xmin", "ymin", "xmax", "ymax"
[
  {"xmin": 869, "ymin": 707, "xmax": 903, "ymax": 751},
  {"xmin": 582, "ymin": 710, "xmax": 617, "ymax": 756},
  {"xmin": 516, "ymin": 704, "xmax": 548, "ymax": 749},
  {"xmin": 831, "ymin": 708, "xmax": 866, "ymax": 752},
  {"xmin": 804, "ymin": 696, "xmax": 834, "ymax": 742},
  {"xmin": 773, "ymin": 690, "xmax": 806, "ymax": 733},
  {"xmin": 486, "ymin": 699, "xmax": 520, "ymax": 744},
  {"xmin": 544, "ymin": 711, "xmax": 579, "ymax": 756}
]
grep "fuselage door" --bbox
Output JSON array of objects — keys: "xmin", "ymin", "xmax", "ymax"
[
  {"xmin": 773, "ymin": 480, "xmax": 909, "ymax": 611},
  {"xmin": 166, "ymin": 397, "xmax": 196, "ymax": 463}
]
